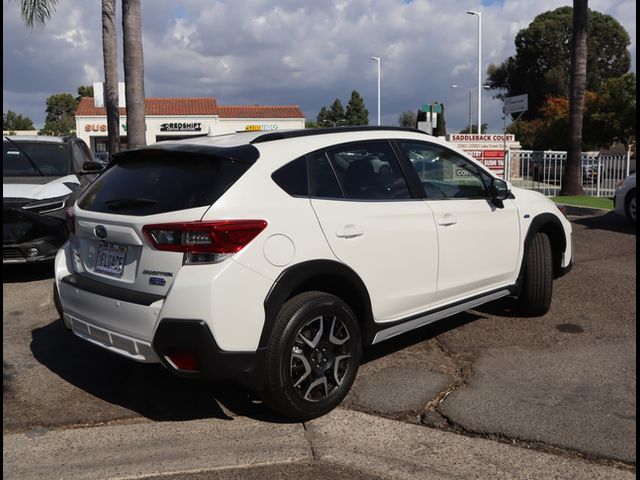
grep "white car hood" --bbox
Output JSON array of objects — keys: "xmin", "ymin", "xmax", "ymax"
[{"xmin": 3, "ymin": 175, "xmax": 79, "ymax": 200}]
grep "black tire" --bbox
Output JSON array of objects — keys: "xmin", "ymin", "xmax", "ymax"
[
  {"xmin": 518, "ymin": 232, "xmax": 553, "ymax": 316},
  {"xmin": 262, "ymin": 291, "xmax": 362, "ymax": 420},
  {"xmin": 624, "ymin": 189, "xmax": 636, "ymax": 224}
]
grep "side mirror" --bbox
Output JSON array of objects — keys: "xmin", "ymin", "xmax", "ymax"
[
  {"xmin": 490, "ymin": 178, "xmax": 510, "ymax": 201},
  {"xmin": 81, "ymin": 161, "xmax": 104, "ymax": 173}
]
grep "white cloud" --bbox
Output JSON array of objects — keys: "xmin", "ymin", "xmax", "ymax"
[{"xmin": 2, "ymin": 0, "xmax": 636, "ymax": 132}]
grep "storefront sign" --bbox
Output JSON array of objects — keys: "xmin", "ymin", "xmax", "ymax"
[
  {"xmin": 449, "ymin": 133, "xmax": 515, "ymax": 142},
  {"xmin": 160, "ymin": 122, "xmax": 202, "ymax": 132},
  {"xmin": 84, "ymin": 124, "xmax": 108, "ymax": 132},
  {"xmin": 245, "ymin": 124, "xmax": 279, "ymax": 131}
]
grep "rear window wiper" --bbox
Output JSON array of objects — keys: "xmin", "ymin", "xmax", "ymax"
[
  {"xmin": 4, "ymin": 136, "xmax": 45, "ymax": 176},
  {"xmin": 104, "ymin": 198, "xmax": 159, "ymax": 210}
]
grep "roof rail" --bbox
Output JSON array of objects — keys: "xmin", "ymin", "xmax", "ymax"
[{"xmin": 250, "ymin": 126, "xmax": 430, "ymax": 144}]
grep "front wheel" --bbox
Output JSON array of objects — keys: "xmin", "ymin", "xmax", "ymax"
[
  {"xmin": 517, "ymin": 232, "xmax": 553, "ymax": 316},
  {"xmin": 262, "ymin": 291, "xmax": 362, "ymax": 420}
]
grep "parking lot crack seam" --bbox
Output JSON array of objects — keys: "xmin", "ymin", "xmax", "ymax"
[
  {"xmin": 302, "ymin": 422, "xmax": 318, "ymax": 461},
  {"xmin": 423, "ymin": 410, "xmax": 636, "ymax": 472},
  {"xmin": 422, "ymin": 339, "xmax": 473, "ymax": 418}
]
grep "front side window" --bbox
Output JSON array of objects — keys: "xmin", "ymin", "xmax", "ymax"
[
  {"xmin": 3, "ymin": 141, "xmax": 69, "ymax": 177},
  {"xmin": 399, "ymin": 141, "xmax": 490, "ymax": 199},
  {"xmin": 324, "ymin": 141, "xmax": 411, "ymax": 200}
]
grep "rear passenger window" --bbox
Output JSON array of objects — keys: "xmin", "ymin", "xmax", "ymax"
[
  {"xmin": 325, "ymin": 141, "xmax": 410, "ymax": 200},
  {"xmin": 272, "ymin": 156, "xmax": 308, "ymax": 196},
  {"xmin": 308, "ymin": 151, "xmax": 343, "ymax": 199}
]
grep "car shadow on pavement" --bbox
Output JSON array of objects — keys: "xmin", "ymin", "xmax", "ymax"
[
  {"xmin": 362, "ymin": 311, "xmax": 483, "ymax": 364},
  {"xmin": 571, "ymin": 211, "xmax": 635, "ymax": 234},
  {"xmin": 3, "ymin": 262, "xmax": 55, "ymax": 283},
  {"xmin": 29, "ymin": 320, "xmax": 294, "ymax": 424}
]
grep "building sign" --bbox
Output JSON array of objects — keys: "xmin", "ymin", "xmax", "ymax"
[
  {"xmin": 449, "ymin": 134, "xmax": 515, "ymax": 142},
  {"xmin": 160, "ymin": 122, "xmax": 202, "ymax": 132},
  {"xmin": 244, "ymin": 124, "xmax": 279, "ymax": 131},
  {"xmin": 462, "ymin": 149, "xmax": 505, "ymax": 175},
  {"xmin": 447, "ymin": 133, "xmax": 521, "ymax": 177}
]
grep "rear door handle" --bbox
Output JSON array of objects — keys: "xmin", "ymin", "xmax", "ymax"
[
  {"xmin": 336, "ymin": 224, "xmax": 364, "ymax": 238},
  {"xmin": 437, "ymin": 214, "xmax": 458, "ymax": 226}
]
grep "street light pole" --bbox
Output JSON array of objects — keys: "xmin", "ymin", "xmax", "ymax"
[
  {"xmin": 370, "ymin": 56, "xmax": 381, "ymax": 126},
  {"xmin": 467, "ymin": 10, "xmax": 481, "ymax": 134}
]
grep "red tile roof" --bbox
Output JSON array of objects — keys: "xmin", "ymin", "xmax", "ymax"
[
  {"xmin": 76, "ymin": 97, "xmax": 304, "ymax": 118},
  {"xmin": 76, "ymin": 97, "xmax": 218, "ymax": 116},
  {"xmin": 217, "ymin": 105, "xmax": 304, "ymax": 119}
]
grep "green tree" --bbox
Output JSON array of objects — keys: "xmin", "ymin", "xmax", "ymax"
[
  {"xmin": 487, "ymin": 6, "xmax": 630, "ymax": 120},
  {"xmin": 41, "ymin": 93, "xmax": 77, "ymax": 135},
  {"xmin": 459, "ymin": 123, "xmax": 488, "ymax": 134},
  {"xmin": 398, "ymin": 110, "xmax": 417, "ymax": 128},
  {"xmin": 590, "ymin": 73, "xmax": 636, "ymax": 148},
  {"xmin": 561, "ymin": 0, "xmax": 588, "ymax": 196},
  {"xmin": 317, "ymin": 99, "xmax": 346, "ymax": 127},
  {"xmin": 345, "ymin": 90, "xmax": 369, "ymax": 126},
  {"xmin": 3, "ymin": 111, "xmax": 35, "ymax": 130},
  {"xmin": 76, "ymin": 85, "xmax": 94, "ymax": 100}
]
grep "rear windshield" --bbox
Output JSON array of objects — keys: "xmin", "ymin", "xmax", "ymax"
[
  {"xmin": 78, "ymin": 152, "xmax": 251, "ymax": 215},
  {"xmin": 3, "ymin": 141, "xmax": 69, "ymax": 177}
]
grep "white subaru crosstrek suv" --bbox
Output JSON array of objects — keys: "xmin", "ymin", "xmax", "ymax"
[{"xmin": 54, "ymin": 127, "xmax": 573, "ymax": 420}]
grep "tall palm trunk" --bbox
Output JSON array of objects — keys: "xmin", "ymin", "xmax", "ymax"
[
  {"xmin": 102, "ymin": 0, "xmax": 120, "ymax": 155},
  {"xmin": 122, "ymin": 0, "xmax": 146, "ymax": 148},
  {"xmin": 561, "ymin": 0, "xmax": 588, "ymax": 196}
]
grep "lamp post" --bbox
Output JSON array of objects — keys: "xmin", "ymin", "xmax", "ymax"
[
  {"xmin": 467, "ymin": 10, "xmax": 481, "ymax": 135},
  {"xmin": 450, "ymin": 84, "xmax": 490, "ymax": 133},
  {"xmin": 450, "ymin": 84, "xmax": 472, "ymax": 133},
  {"xmin": 370, "ymin": 56, "xmax": 381, "ymax": 126}
]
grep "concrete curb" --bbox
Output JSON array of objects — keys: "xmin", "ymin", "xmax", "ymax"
[
  {"xmin": 3, "ymin": 409, "xmax": 633, "ymax": 480},
  {"xmin": 555, "ymin": 203, "xmax": 612, "ymax": 216}
]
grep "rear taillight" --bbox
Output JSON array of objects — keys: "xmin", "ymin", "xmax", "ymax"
[
  {"xmin": 65, "ymin": 207, "xmax": 76, "ymax": 235},
  {"xmin": 142, "ymin": 220, "xmax": 267, "ymax": 255}
]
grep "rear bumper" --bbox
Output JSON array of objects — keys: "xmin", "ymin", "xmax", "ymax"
[
  {"xmin": 153, "ymin": 318, "xmax": 265, "ymax": 388},
  {"xmin": 54, "ymin": 244, "xmax": 267, "ymax": 388}
]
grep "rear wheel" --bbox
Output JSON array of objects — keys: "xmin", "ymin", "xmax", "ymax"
[
  {"xmin": 625, "ymin": 190, "xmax": 636, "ymax": 224},
  {"xmin": 518, "ymin": 232, "xmax": 553, "ymax": 316},
  {"xmin": 263, "ymin": 291, "xmax": 361, "ymax": 420}
]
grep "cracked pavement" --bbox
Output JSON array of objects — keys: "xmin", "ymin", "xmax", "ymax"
[{"xmin": 3, "ymin": 211, "xmax": 636, "ymax": 478}]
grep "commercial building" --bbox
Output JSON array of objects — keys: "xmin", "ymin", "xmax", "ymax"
[{"xmin": 75, "ymin": 96, "xmax": 305, "ymax": 154}]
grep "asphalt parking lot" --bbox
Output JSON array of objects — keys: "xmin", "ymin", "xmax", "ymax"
[{"xmin": 3, "ymin": 211, "xmax": 636, "ymax": 479}]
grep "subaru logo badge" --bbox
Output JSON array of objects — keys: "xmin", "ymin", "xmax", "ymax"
[{"xmin": 94, "ymin": 225, "xmax": 107, "ymax": 239}]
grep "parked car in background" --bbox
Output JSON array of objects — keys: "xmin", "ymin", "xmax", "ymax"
[
  {"xmin": 613, "ymin": 173, "xmax": 636, "ymax": 224},
  {"xmin": 94, "ymin": 151, "xmax": 111, "ymax": 166},
  {"xmin": 54, "ymin": 126, "xmax": 573, "ymax": 420},
  {"xmin": 3, "ymin": 135, "xmax": 104, "ymax": 263}
]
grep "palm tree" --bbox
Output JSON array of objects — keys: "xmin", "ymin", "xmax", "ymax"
[
  {"xmin": 561, "ymin": 0, "xmax": 588, "ymax": 196},
  {"xmin": 102, "ymin": 0, "xmax": 121, "ymax": 155},
  {"xmin": 17, "ymin": 0, "xmax": 144, "ymax": 151},
  {"xmin": 121, "ymin": 0, "xmax": 145, "ymax": 148}
]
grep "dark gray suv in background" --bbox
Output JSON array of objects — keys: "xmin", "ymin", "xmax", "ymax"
[{"xmin": 3, "ymin": 135, "xmax": 103, "ymax": 263}]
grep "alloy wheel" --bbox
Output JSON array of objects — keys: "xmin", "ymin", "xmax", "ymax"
[{"xmin": 289, "ymin": 314, "xmax": 353, "ymax": 402}]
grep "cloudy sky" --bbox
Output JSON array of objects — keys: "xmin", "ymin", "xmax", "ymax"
[{"xmin": 2, "ymin": 0, "xmax": 636, "ymax": 132}]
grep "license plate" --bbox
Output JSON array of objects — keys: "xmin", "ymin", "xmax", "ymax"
[{"xmin": 95, "ymin": 242, "xmax": 127, "ymax": 277}]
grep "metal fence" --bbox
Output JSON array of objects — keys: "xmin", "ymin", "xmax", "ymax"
[{"xmin": 508, "ymin": 150, "xmax": 629, "ymax": 197}]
